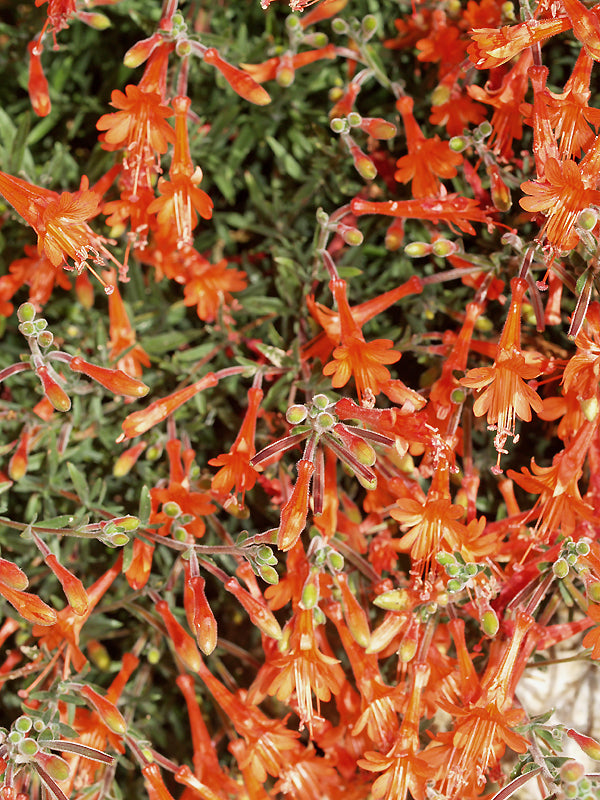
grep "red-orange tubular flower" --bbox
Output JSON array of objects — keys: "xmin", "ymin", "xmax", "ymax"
[
  {"xmin": 461, "ymin": 277, "xmax": 543, "ymax": 466},
  {"xmin": 147, "ymin": 95, "xmax": 213, "ymax": 248},
  {"xmin": 467, "ymin": 17, "xmax": 571, "ymax": 69},
  {"xmin": 0, "ymin": 172, "xmax": 123, "ymax": 279},
  {"xmin": 203, "ymin": 48, "xmax": 271, "ymax": 106},
  {"xmin": 322, "ymin": 278, "xmax": 401, "ymax": 401},
  {"xmin": 520, "ymin": 158, "xmax": 600, "ymax": 253},
  {"xmin": 395, "ymin": 95, "xmax": 463, "ymax": 198},
  {"xmin": 209, "ymin": 386, "xmax": 262, "ymax": 502},
  {"xmin": 69, "ymin": 356, "xmax": 149, "ymax": 398},
  {"xmin": 104, "ymin": 269, "xmax": 151, "ymax": 375}
]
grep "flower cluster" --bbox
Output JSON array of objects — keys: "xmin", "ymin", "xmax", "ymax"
[{"xmin": 3, "ymin": 1, "xmax": 600, "ymax": 800}]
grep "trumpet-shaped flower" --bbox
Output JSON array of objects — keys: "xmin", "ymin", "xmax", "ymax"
[
  {"xmin": 0, "ymin": 172, "xmax": 122, "ymax": 279},
  {"xmin": 520, "ymin": 157, "xmax": 600, "ymax": 252},
  {"xmin": 395, "ymin": 95, "xmax": 463, "ymax": 198},
  {"xmin": 322, "ymin": 279, "xmax": 401, "ymax": 400},
  {"xmin": 462, "ymin": 278, "xmax": 543, "ymax": 464}
]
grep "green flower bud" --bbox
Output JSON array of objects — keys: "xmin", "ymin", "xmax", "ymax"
[
  {"xmin": 331, "ymin": 17, "xmax": 348, "ymax": 34},
  {"xmin": 258, "ymin": 564, "xmax": 279, "ymax": 585},
  {"xmin": 14, "ymin": 716, "xmax": 33, "ymax": 733},
  {"xmin": 327, "ymin": 550, "xmax": 344, "ymax": 572},
  {"xmin": 553, "ymin": 558, "xmax": 569, "ymax": 578},
  {"xmin": 19, "ymin": 321, "xmax": 36, "ymax": 337},
  {"xmin": 162, "ymin": 501, "xmax": 182, "ymax": 518},
  {"xmin": 449, "ymin": 135, "xmax": 468, "ymax": 152},
  {"xmin": 446, "ymin": 578, "xmax": 463, "ymax": 593},
  {"xmin": 404, "ymin": 241, "xmax": 431, "ymax": 258},
  {"xmin": 481, "ymin": 609, "xmax": 499, "ymax": 636},
  {"xmin": 18, "ymin": 303, "xmax": 36, "ymax": 322},
  {"xmin": 347, "ymin": 111, "xmax": 361, "ymax": 127},
  {"xmin": 18, "ymin": 737, "xmax": 39, "ymax": 757},
  {"xmin": 316, "ymin": 411, "xmax": 336, "ymax": 430},
  {"xmin": 312, "ymin": 394, "xmax": 330, "ymax": 410},
  {"xmin": 330, "ymin": 117, "xmax": 347, "ymax": 134},
  {"xmin": 578, "ymin": 208, "xmax": 598, "ymax": 231},
  {"xmin": 37, "ymin": 330, "xmax": 54, "ymax": 348},
  {"xmin": 373, "ymin": 588, "xmax": 409, "ymax": 610}
]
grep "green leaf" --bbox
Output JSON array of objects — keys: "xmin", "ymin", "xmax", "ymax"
[{"xmin": 67, "ymin": 462, "xmax": 90, "ymax": 505}]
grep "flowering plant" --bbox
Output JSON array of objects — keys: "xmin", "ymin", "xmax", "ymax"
[{"xmin": 2, "ymin": 1, "xmax": 600, "ymax": 799}]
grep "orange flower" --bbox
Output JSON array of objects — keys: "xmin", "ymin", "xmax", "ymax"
[
  {"xmin": 395, "ymin": 95, "xmax": 462, "ymax": 198},
  {"xmin": 278, "ymin": 459, "xmax": 315, "ymax": 551},
  {"xmin": 322, "ymin": 279, "xmax": 401, "ymax": 400},
  {"xmin": 182, "ymin": 255, "xmax": 247, "ymax": 323},
  {"xmin": 467, "ymin": 50, "xmax": 532, "ymax": 160},
  {"xmin": 462, "ymin": 278, "xmax": 543, "ymax": 464},
  {"xmin": 507, "ymin": 420, "xmax": 596, "ymax": 543},
  {"xmin": 468, "ymin": 18, "xmax": 571, "ymax": 69},
  {"xmin": 96, "ymin": 84, "xmax": 174, "ymax": 195},
  {"xmin": 151, "ymin": 438, "xmax": 216, "ymax": 540},
  {"xmin": 0, "ymin": 172, "xmax": 122, "ymax": 277},
  {"xmin": 262, "ymin": 608, "xmax": 345, "ymax": 732},
  {"xmin": 147, "ymin": 95, "xmax": 213, "ymax": 248},
  {"xmin": 209, "ymin": 386, "xmax": 262, "ymax": 502},
  {"xmin": 582, "ymin": 602, "xmax": 600, "ymax": 659},
  {"xmin": 562, "ymin": 0, "xmax": 600, "ymax": 60},
  {"xmin": 520, "ymin": 157, "xmax": 600, "ymax": 253},
  {"xmin": 104, "ymin": 270, "xmax": 150, "ymax": 379}
]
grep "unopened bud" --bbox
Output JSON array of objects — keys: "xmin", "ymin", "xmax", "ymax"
[
  {"xmin": 78, "ymin": 11, "xmax": 111, "ymax": 29},
  {"xmin": 286, "ymin": 404, "xmax": 308, "ymax": 424},
  {"xmin": 312, "ymin": 394, "xmax": 330, "ymax": 410},
  {"xmin": 431, "ymin": 84, "xmax": 450, "ymax": 105},
  {"xmin": 163, "ymin": 501, "xmax": 182, "ymax": 518},
  {"xmin": 362, "ymin": 14, "xmax": 377, "ymax": 35},
  {"xmin": 359, "ymin": 117, "xmax": 397, "ymax": 140},
  {"xmin": 300, "ymin": 580, "xmax": 319, "ymax": 610},
  {"xmin": 578, "ymin": 208, "xmax": 598, "ymax": 231},
  {"xmin": 481, "ymin": 609, "xmax": 499, "ymax": 636},
  {"xmin": 37, "ymin": 330, "xmax": 54, "ymax": 348},
  {"xmin": 405, "ymin": 241, "xmax": 431, "ymax": 258},
  {"xmin": 18, "ymin": 303, "xmax": 36, "ymax": 323},
  {"xmin": 431, "ymin": 238, "xmax": 457, "ymax": 257},
  {"xmin": 350, "ymin": 438, "xmax": 376, "ymax": 466},
  {"xmin": 586, "ymin": 581, "xmax": 600, "ymax": 602},
  {"xmin": 581, "ymin": 396, "xmax": 599, "ymax": 422},
  {"xmin": 35, "ymin": 752, "xmax": 70, "ymax": 782},
  {"xmin": 330, "ymin": 117, "xmax": 347, "ymax": 134},
  {"xmin": 317, "ymin": 411, "xmax": 336, "ymax": 430},
  {"xmin": 553, "ymin": 558, "xmax": 569, "ymax": 578},
  {"xmin": 449, "ymin": 135, "xmax": 468, "ymax": 152},
  {"xmin": 567, "ymin": 728, "xmax": 600, "ymax": 761},
  {"xmin": 373, "ymin": 588, "xmax": 409, "ymax": 610},
  {"xmin": 340, "ymin": 225, "xmax": 364, "ymax": 246}
]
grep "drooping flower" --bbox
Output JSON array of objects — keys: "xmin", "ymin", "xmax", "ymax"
[
  {"xmin": 147, "ymin": 95, "xmax": 213, "ymax": 248},
  {"xmin": 209, "ymin": 386, "xmax": 262, "ymax": 503},
  {"xmin": 461, "ymin": 277, "xmax": 543, "ymax": 464},
  {"xmin": 104, "ymin": 270, "xmax": 150, "ymax": 379},
  {"xmin": 468, "ymin": 17, "xmax": 571, "ymax": 69},
  {"xmin": 507, "ymin": 420, "xmax": 596, "ymax": 543},
  {"xmin": 467, "ymin": 50, "xmax": 532, "ymax": 160},
  {"xmin": 322, "ymin": 279, "xmax": 401, "ymax": 400}
]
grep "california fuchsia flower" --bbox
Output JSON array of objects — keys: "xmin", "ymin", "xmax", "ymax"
[{"xmin": 0, "ymin": 171, "xmax": 122, "ymax": 279}]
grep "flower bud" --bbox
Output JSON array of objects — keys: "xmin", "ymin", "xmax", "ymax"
[
  {"xmin": 481, "ymin": 609, "xmax": 499, "ymax": 636},
  {"xmin": 18, "ymin": 303, "xmax": 36, "ymax": 323},
  {"xmin": 312, "ymin": 394, "xmax": 330, "ymax": 410},
  {"xmin": 156, "ymin": 600, "xmax": 202, "ymax": 672},
  {"xmin": 404, "ymin": 241, "xmax": 431, "ymax": 258},
  {"xmin": 0, "ymin": 558, "xmax": 28, "ymax": 591},
  {"xmin": 348, "ymin": 141, "xmax": 377, "ymax": 180},
  {"xmin": 449, "ymin": 135, "xmax": 468, "ymax": 152},
  {"xmin": 286, "ymin": 404, "xmax": 308, "ymax": 424},
  {"xmin": 578, "ymin": 208, "xmax": 598, "ymax": 231},
  {"xmin": 185, "ymin": 574, "xmax": 217, "ymax": 655},
  {"xmin": 204, "ymin": 48, "xmax": 271, "ymax": 106},
  {"xmin": 36, "ymin": 366, "xmax": 71, "ymax": 412},
  {"xmin": 80, "ymin": 685, "xmax": 128, "ymax": 735},
  {"xmin": 373, "ymin": 588, "xmax": 409, "ymax": 610},
  {"xmin": 330, "ymin": 117, "xmax": 347, "ymax": 134},
  {"xmin": 431, "ymin": 238, "xmax": 457, "ymax": 257},
  {"xmin": 45, "ymin": 554, "xmax": 89, "ymax": 616},
  {"xmin": 358, "ymin": 117, "xmax": 397, "ymax": 140},
  {"xmin": 553, "ymin": 558, "xmax": 569, "ymax": 578},
  {"xmin": 276, "ymin": 52, "xmax": 295, "ymax": 87},
  {"xmin": 69, "ymin": 356, "xmax": 149, "ymax": 397},
  {"xmin": 37, "ymin": 330, "xmax": 54, "ymax": 348},
  {"xmin": 385, "ymin": 219, "xmax": 404, "ymax": 250},
  {"xmin": 567, "ymin": 728, "xmax": 600, "ymax": 761},
  {"xmin": 35, "ymin": 751, "xmax": 70, "ymax": 782}
]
